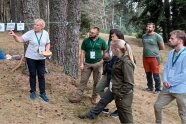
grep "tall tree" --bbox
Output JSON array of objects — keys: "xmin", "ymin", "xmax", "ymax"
[
  {"xmin": 49, "ymin": 0, "xmax": 80, "ymax": 78},
  {"xmin": 10, "ymin": 0, "xmax": 23, "ymax": 22},
  {"xmin": 0, "ymin": 0, "xmax": 11, "ymax": 22},
  {"xmin": 49, "ymin": 0, "xmax": 68, "ymax": 69},
  {"xmin": 39, "ymin": 0, "xmax": 49, "ymax": 30},
  {"xmin": 22, "ymin": 0, "xmax": 40, "ymax": 31},
  {"xmin": 22, "ymin": 0, "xmax": 40, "ymax": 56},
  {"xmin": 65, "ymin": 0, "xmax": 81, "ymax": 78},
  {"xmin": 162, "ymin": 0, "xmax": 171, "ymax": 42}
]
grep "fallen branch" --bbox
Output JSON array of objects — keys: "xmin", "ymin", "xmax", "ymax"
[{"xmin": 11, "ymin": 55, "xmax": 25, "ymax": 72}]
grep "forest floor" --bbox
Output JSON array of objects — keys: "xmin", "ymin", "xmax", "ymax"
[{"xmin": 0, "ymin": 32, "xmax": 180, "ymax": 124}]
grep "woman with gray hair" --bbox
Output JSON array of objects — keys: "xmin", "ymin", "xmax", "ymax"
[{"xmin": 9, "ymin": 19, "xmax": 51, "ymax": 102}]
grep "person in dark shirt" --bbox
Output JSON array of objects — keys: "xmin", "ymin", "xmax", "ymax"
[{"xmin": 79, "ymin": 39, "xmax": 136, "ymax": 124}]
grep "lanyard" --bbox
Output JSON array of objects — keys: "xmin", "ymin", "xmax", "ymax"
[
  {"xmin": 172, "ymin": 48, "xmax": 186, "ymax": 67},
  {"xmin": 90, "ymin": 39, "xmax": 96, "ymax": 51},
  {"xmin": 35, "ymin": 31, "xmax": 43, "ymax": 45}
]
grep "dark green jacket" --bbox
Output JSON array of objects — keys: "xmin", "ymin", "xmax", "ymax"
[{"xmin": 111, "ymin": 55, "xmax": 135, "ymax": 98}]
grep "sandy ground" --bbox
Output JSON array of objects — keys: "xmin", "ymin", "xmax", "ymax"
[{"xmin": 0, "ymin": 32, "xmax": 180, "ymax": 124}]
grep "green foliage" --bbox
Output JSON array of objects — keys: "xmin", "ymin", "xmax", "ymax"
[
  {"xmin": 171, "ymin": 0, "xmax": 186, "ymax": 31},
  {"xmin": 80, "ymin": 13, "xmax": 91, "ymax": 37}
]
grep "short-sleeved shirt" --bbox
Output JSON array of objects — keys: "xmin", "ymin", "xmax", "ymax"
[
  {"xmin": 81, "ymin": 37, "xmax": 107, "ymax": 64},
  {"xmin": 22, "ymin": 29, "xmax": 50, "ymax": 60},
  {"xmin": 142, "ymin": 32, "xmax": 164, "ymax": 57}
]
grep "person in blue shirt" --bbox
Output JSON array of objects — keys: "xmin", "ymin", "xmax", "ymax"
[{"xmin": 154, "ymin": 30, "xmax": 186, "ymax": 124}]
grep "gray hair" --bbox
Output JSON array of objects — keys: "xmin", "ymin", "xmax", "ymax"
[{"xmin": 34, "ymin": 19, "xmax": 45, "ymax": 29}]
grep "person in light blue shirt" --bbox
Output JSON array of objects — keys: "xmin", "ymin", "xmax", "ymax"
[{"xmin": 154, "ymin": 30, "xmax": 186, "ymax": 124}]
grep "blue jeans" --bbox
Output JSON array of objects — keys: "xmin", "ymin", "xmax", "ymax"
[
  {"xmin": 87, "ymin": 89, "xmax": 114, "ymax": 118},
  {"xmin": 26, "ymin": 58, "xmax": 46, "ymax": 94}
]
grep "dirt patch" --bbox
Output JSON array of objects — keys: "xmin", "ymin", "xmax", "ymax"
[{"xmin": 0, "ymin": 32, "xmax": 179, "ymax": 124}]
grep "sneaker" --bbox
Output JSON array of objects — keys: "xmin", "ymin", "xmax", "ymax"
[
  {"xmin": 154, "ymin": 90, "xmax": 161, "ymax": 94},
  {"xmin": 78, "ymin": 113, "xmax": 95, "ymax": 119},
  {"xmin": 68, "ymin": 95, "xmax": 82, "ymax": 103},
  {"xmin": 40, "ymin": 93, "xmax": 49, "ymax": 102},
  {"xmin": 102, "ymin": 108, "xmax": 109, "ymax": 114},
  {"xmin": 30, "ymin": 92, "xmax": 36, "ymax": 100},
  {"xmin": 111, "ymin": 110, "xmax": 118, "ymax": 118}
]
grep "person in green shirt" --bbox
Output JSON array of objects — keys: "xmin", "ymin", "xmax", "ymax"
[
  {"xmin": 68, "ymin": 27, "xmax": 108, "ymax": 104},
  {"xmin": 142, "ymin": 23, "xmax": 165, "ymax": 93}
]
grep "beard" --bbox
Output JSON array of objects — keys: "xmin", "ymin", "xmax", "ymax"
[
  {"xmin": 147, "ymin": 29, "xmax": 153, "ymax": 33},
  {"xmin": 89, "ymin": 35, "xmax": 97, "ymax": 39},
  {"xmin": 169, "ymin": 42, "xmax": 177, "ymax": 48}
]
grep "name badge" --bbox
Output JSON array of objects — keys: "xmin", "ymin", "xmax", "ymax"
[
  {"xmin": 90, "ymin": 51, "xmax": 95, "ymax": 59},
  {"xmin": 168, "ymin": 69, "xmax": 175, "ymax": 77},
  {"xmin": 109, "ymin": 81, "xmax": 112, "ymax": 92},
  {"xmin": 38, "ymin": 47, "xmax": 44, "ymax": 55}
]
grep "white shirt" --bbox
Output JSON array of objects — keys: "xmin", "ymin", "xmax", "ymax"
[{"xmin": 22, "ymin": 29, "xmax": 50, "ymax": 60}]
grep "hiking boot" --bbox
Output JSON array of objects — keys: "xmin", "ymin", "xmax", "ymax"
[
  {"xmin": 111, "ymin": 110, "xmax": 119, "ymax": 118},
  {"xmin": 40, "ymin": 93, "xmax": 49, "ymax": 102},
  {"xmin": 78, "ymin": 113, "xmax": 95, "ymax": 119},
  {"xmin": 102, "ymin": 108, "xmax": 109, "ymax": 114},
  {"xmin": 90, "ymin": 97, "xmax": 97, "ymax": 105},
  {"xmin": 30, "ymin": 91, "xmax": 36, "ymax": 100},
  {"xmin": 144, "ymin": 88, "xmax": 153, "ymax": 92},
  {"xmin": 68, "ymin": 95, "xmax": 82, "ymax": 103}
]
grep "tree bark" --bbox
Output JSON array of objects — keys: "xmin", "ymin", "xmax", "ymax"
[
  {"xmin": 49, "ymin": 0, "xmax": 68, "ymax": 65},
  {"xmin": 22, "ymin": 0, "xmax": 40, "ymax": 31},
  {"xmin": 21, "ymin": 0, "xmax": 40, "ymax": 74},
  {"xmin": 65, "ymin": 0, "xmax": 81, "ymax": 78},
  {"xmin": 163, "ymin": 0, "xmax": 171, "ymax": 42},
  {"xmin": 0, "ymin": 0, "xmax": 11, "ymax": 22},
  {"xmin": 49, "ymin": 0, "xmax": 80, "ymax": 78},
  {"xmin": 9, "ymin": 0, "xmax": 23, "ymax": 31},
  {"xmin": 39, "ymin": 0, "xmax": 49, "ymax": 30}
]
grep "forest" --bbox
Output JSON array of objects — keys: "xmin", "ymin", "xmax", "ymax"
[
  {"xmin": 0, "ymin": 0, "xmax": 186, "ymax": 78},
  {"xmin": 0, "ymin": 0, "xmax": 185, "ymax": 123}
]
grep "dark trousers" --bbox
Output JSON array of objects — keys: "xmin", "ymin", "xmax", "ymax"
[
  {"xmin": 114, "ymin": 92, "xmax": 134, "ymax": 124},
  {"xmin": 146, "ymin": 72, "xmax": 161, "ymax": 91},
  {"xmin": 26, "ymin": 58, "xmax": 46, "ymax": 94},
  {"xmin": 87, "ymin": 89, "xmax": 114, "ymax": 118}
]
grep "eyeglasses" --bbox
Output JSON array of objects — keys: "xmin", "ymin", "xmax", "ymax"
[{"xmin": 89, "ymin": 32, "xmax": 96, "ymax": 34}]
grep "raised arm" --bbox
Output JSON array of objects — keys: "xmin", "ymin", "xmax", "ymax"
[{"xmin": 9, "ymin": 30, "xmax": 24, "ymax": 43}]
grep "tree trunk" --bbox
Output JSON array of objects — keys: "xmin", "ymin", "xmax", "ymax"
[
  {"xmin": 10, "ymin": 0, "xmax": 16, "ymax": 21},
  {"xmin": 65, "ymin": 0, "xmax": 81, "ymax": 78},
  {"xmin": 22, "ymin": 0, "xmax": 40, "ymax": 31},
  {"xmin": 21, "ymin": 0, "xmax": 40, "ymax": 74},
  {"xmin": 0, "ymin": 0, "xmax": 11, "ymax": 22},
  {"xmin": 22, "ymin": 0, "xmax": 40, "ymax": 52},
  {"xmin": 49, "ymin": 0, "xmax": 80, "ymax": 78},
  {"xmin": 49, "ymin": 0, "xmax": 68, "ymax": 65},
  {"xmin": 0, "ymin": 0, "xmax": 2, "ymax": 21},
  {"xmin": 39, "ymin": 0, "xmax": 49, "ymax": 30},
  {"xmin": 163, "ymin": 0, "xmax": 171, "ymax": 43},
  {"xmin": 9, "ymin": 0, "xmax": 23, "ymax": 30}
]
